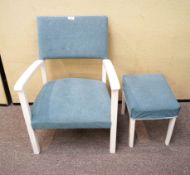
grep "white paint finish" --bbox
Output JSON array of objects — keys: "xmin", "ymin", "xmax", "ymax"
[
  {"xmin": 165, "ymin": 117, "xmax": 177, "ymax": 146},
  {"xmin": 102, "ymin": 59, "xmax": 120, "ymax": 153},
  {"xmin": 110, "ymin": 90, "xmax": 119, "ymax": 153},
  {"xmin": 121, "ymin": 90, "xmax": 126, "ymax": 115},
  {"xmin": 104, "ymin": 59, "xmax": 120, "ymax": 153},
  {"xmin": 18, "ymin": 91, "xmax": 40, "ymax": 154},
  {"xmin": 103, "ymin": 59, "xmax": 120, "ymax": 90},
  {"xmin": 14, "ymin": 59, "xmax": 45, "ymax": 153},
  {"xmin": 102, "ymin": 61, "xmax": 107, "ymax": 83},
  {"xmin": 129, "ymin": 118, "xmax": 136, "ymax": 148},
  {"xmin": 68, "ymin": 16, "xmax": 75, "ymax": 20},
  {"xmin": 40, "ymin": 61, "xmax": 48, "ymax": 85},
  {"xmin": 14, "ymin": 60, "xmax": 44, "ymax": 92}
]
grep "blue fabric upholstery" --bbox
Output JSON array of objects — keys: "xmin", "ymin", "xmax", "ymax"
[
  {"xmin": 123, "ymin": 74, "xmax": 180, "ymax": 120},
  {"xmin": 31, "ymin": 78, "xmax": 111, "ymax": 129},
  {"xmin": 37, "ymin": 16, "xmax": 108, "ymax": 59}
]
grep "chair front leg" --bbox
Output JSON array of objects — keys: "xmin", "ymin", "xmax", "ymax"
[
  {"xmin": 129, "ymin": 118, "xmax": 136, "ymax": 148},
  {"xmin": 18, "ymin": 91, "xmax": 40, "ymax": 154},
  {"xmin": 165, "ymin": 117, "xmax": 177, "ymax": 146},
  {"xmin": 110, "ymin": 90, "xmax": 119, "ymax": 153}
]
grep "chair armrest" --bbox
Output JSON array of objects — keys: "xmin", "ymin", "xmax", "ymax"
[
  {"xmin": 14, "ymin": 60, "xmax": 44, "ymax": 92},
  {"xmin": 103, "ymin": 59, "xmax": 120, "ymax": 91}
]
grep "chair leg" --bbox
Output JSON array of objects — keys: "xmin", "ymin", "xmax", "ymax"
[
  {"xmin": 110, "ymin": 90, "xmax": 119, "ymax": 153},
  {"xmin": 18, "ymin": 92, "xmax": 40, "ymax": 154},
  {"xmin": 165, "ymin": 117, "xmax": 177, "ymax": 146},
  {"xmin": 129, "ymin": 118, "xmax": 136, "ymax": 148},
  {"xmin": 121, "ymin": 90, "xmax": 126, "ymax": 115},
  {"xmin": 27, "ymin": 128, "xmax": 40, "ymax": 154},
  {"xmin": 110, "ymin": 123, "xmax": 117, "ymax": 153}
]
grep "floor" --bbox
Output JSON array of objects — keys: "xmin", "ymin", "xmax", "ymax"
[{"xmin": 0, "ymin": 103, "xmax": 190, "ymax": 175}]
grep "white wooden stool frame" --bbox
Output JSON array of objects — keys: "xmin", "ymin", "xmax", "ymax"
[
  {"xmin": 121, "ymin": 90, "xmax": 177, "ymax": 148},
  {"xmin": 14, "ymin": 59, "xmax": 120, "ymax": 154}
]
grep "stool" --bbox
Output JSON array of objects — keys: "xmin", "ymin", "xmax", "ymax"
[{"xmin": 121, "ymin": 74, "xmax": 180, "ymax": 147}]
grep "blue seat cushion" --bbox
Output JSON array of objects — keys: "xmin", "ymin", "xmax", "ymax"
[
  {"xmin": 123, "ymin": 74, "xmax": 180, "ymax": 120},
  {"xmin": 31, "ymin": 78, "xmax": 111, "ymax": 129}
]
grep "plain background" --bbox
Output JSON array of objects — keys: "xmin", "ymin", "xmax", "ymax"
[{"xmin": 0, "ymin": 0, "xmax": 190, "ymax": 103}]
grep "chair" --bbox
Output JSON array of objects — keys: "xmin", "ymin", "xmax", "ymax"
[
  {"xmin": 121, "ymin": 74, "xmax": 180, "ymax": 147},
  {"xmin": 14, "ymin": 16, "xmax": 120, "ymax": 154}
]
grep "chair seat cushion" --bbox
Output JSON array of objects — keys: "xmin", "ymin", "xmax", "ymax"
[
  {"xmin": 123, "ymin": 74, "xmax": 180, "ymax": 120},
  {"xmin": 31, "ymin": 78, "xmax": 111, "ymax": 129}
]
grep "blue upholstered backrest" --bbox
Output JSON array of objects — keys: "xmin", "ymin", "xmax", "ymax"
[{"xmin": 37, "ymin": 16, "xmax": 108, "ymax": 60}]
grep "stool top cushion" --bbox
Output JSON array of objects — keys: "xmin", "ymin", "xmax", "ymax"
[
  {"xmin": 123, "ymin": 74, "xmax": 180, "ymax": 120},
  {"xmin": 31, "ymin": 78, "xmax": 111, "ymax": 129}
]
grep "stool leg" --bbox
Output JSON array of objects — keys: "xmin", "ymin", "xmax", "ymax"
[
  {"xmin": 121, "ymin": 90, "xmax": 126, "ymax": 115},
  {"xmin": 165, "ymin": 117, "xmax": 177, "ymax": 146},
  {"xmin": 129, "ymin": 118, "xmax": 136, "ymax": 148}
]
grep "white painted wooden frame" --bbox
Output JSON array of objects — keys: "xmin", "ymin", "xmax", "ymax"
[
  {"xmin": 14, "ymin": 60, "xmax": 47, "ymax": 154},
  {"xmin": 102, "ymin": 59, "xmax": 120, "ymax": 153},
  {"xmin": 14, "ymin": 59, "xmax": 120, "ymax": 154},
  {"xmin": 121, "ymin": 90, "xmax": 177, "ymax": 148}
]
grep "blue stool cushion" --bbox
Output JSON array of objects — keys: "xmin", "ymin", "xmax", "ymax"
[
  {"xmin": 123, "ymin": 74, "xmax": 180, "ymax": 120},
  {"xmin": 31, "ymin": 78, "xmax": 111, "ymax": 129},
  {"xmin": 37, "ymin": 16, "xmax": 108, "ymax": 59}
]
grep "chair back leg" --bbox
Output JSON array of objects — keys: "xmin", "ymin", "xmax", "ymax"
[{"xmin": 165, "ymin": 117, "xmax": 177, "ymax": 146}]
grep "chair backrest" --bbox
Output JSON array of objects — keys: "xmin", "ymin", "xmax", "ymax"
[{"xmin": 37, "ymin": 16, "xmax": 108, "ymax": 60}]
